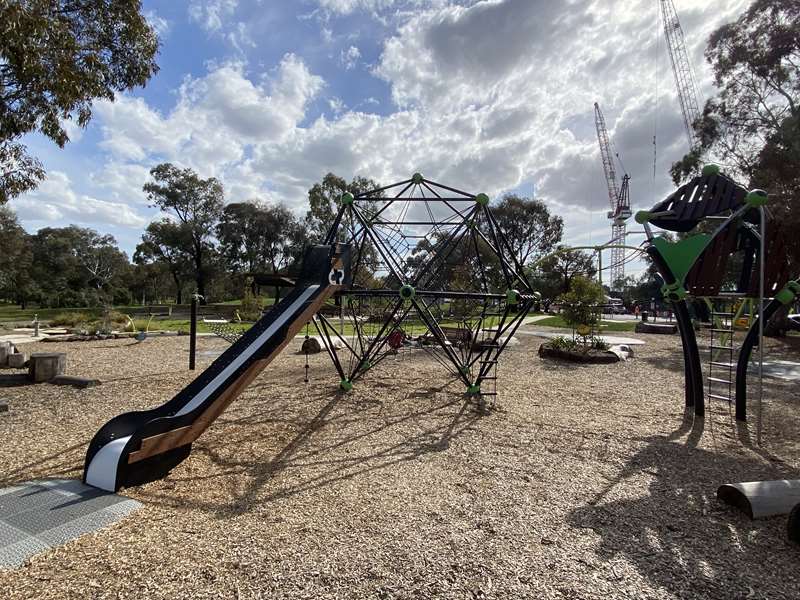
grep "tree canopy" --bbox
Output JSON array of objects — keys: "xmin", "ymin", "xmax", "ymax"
[
  {"xmin": 0, "ymin": 0, "xmax": 159, "ymax": 203},
  {"xmin": 670, "ymin": 0, "xmax": 800, "ymax": 275},
  {"xmin": 143, "ymin": 163, "xmax": 224, "ymax": 301},
  {"xmin": 493, "ymin": 194, "xmax": 563, "ymax": 266}
]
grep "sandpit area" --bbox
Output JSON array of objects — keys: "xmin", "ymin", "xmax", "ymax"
[{"xmin": 0, "ymin": 329, "xmax": 798, "ymax": 599}]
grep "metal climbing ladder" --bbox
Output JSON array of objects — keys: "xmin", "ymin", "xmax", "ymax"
[{"xmin": 707, "ymin": 305, "xmax": 736, "ymax": 406}]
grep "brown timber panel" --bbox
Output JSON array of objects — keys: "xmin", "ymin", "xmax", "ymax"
[{"xmin": 128, "ymin": 285, "xmax": 337, "ymax": 464}]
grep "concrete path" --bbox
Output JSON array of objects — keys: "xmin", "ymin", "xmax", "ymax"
[{"xmin": 747, "ymin": 360, "xmax": 800, "ymax": 381}]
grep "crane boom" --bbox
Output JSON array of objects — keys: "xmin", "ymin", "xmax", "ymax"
[
  {"xmin": 594, "ymin": 102, "xmax": 619, "ymax": 214},
  {"xmin": 660, "ymin": 0, "xmax": 701, "ymax": 148},
  {"xmin": 594, "ymin": 102, "xmax": 630, "ymax": 289}
]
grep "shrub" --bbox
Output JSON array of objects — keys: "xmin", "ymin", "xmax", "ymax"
[
  {"xmin": 239, "ymin": 288, "xmax": 263, "ymax": 321},
  {"xmin": 591, "ymin": 338, "xmax": 610, "ymax": 351},
  {"xmin": 49, "ymin": 312, "xmax": 91, "ymax": 327},
  {"xmin": 548, "ymin": 335, "xmax": 578, "ymax": 352}
]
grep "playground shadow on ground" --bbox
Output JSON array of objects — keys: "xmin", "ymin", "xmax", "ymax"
[
  {"xmin": 135, "ymin": 381, "xmax": 484, "ymax": 518},
  {"xmin": 566, "ymin": 412, "xmax": 800, "ymax": 597}
]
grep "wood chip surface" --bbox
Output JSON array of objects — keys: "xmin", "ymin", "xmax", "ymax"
[{"xmin": 0, "ymin": 328, "xmax": 798, "ymax": 599}]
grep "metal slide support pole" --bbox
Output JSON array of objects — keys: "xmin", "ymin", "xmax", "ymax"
[{"xmin": 189, "ymin": 295, "xmax": 197, "ymax": 371}]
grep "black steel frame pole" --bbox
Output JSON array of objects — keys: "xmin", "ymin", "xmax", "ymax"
[{"xmin": 189, "ymin": 296, "xmax": 197, "ymax": 371}]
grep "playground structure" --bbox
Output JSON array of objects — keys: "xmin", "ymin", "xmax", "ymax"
[
  {"xmin": 636, "ymin": 165, "xmax": 799, "ymax": 429},
  {"xmin": 83, "ymin": 174, "xmax": 538, "ymax": 491},
  {"xmin": 310, "ymin": 173, "xmax": 537, "ymax": 395}
]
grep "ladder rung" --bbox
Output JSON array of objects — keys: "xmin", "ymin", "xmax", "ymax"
[
  {"xmin": 708, "ymin": 376, "xmax": 732, "ymax": 384},
  {"xmin": 707, "ymin": 393, "xmax": 732, "ymax": 401},
  {"xmin": 480, "ymin": 392, "xmax": 498, "ymax": 396},
  {"xmin": 711, "ymin": 361, "xmax": 735, "ymax": 368},
  {"xmin": 711, "ymin": 312, "xmax": 734, "ymax": 317},
  {"xmin": 710, "ymin": 328, "xmax": 733, "ymax": 333},
  {"xmin": 710, "ymin": 344, "xmax": 734, "ymax": 350},
  {"xmin": 482, "ymin": 376, "xmax": 497, "ymax": 380}
]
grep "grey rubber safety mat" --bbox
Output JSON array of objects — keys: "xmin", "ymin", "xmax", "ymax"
[{"xmin": 0, "ymin": 479, "xmax": 141, "ymax": 569}]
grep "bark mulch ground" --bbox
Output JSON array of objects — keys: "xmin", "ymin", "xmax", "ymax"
[{"xmin": 0, "ymin": 328, "xmax": 798, "ymax": 599}]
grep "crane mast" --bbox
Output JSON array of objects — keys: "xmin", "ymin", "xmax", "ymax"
[
  {"xmin": 660, "ymin": 0, "xmax": 701, "ymax": 148},
  {"xmin": 594, "ymin": 102, "xmax": 630, "ymax": 290}
]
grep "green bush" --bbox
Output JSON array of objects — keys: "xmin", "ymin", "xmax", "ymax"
[
  {"xmin": 549, "ymin": 335, "xmax": 578, "ymax": 352},
  {"xmin": 49, "ymin": 312, "xmax": 91, "ymax": 327},
  {"xmin": 591, "ymin": 338, "xmax": 610, "ymax": 351},
  {"xmin": 239, "ymin": 289, "xmax": 263, "ymax": 321}
]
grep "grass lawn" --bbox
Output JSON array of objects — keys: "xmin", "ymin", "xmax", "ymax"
[{"xmin": 535, "ymin": 315, "xmax": 637, "ymax": 332}]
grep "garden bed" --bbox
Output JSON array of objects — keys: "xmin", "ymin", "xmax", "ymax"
[{"xmin": 537, "ymin": 341, "xmax": 620, "ymax": 363}]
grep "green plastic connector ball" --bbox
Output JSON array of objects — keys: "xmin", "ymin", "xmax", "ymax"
[
  {"xmin": 701, "ymin": 164, "xmax": 721, "ymax": 176},
  {"xmin": 340, "ymin": 379, "xmax": 353, "ymax": 392},
  {"xmin": 532, "ymin": 291, "xmax": 542, "ymax": 301},
  {"xmin": 399, "ymin": 284, "xmax": 416, "ymax": 300},
  {"xmin": 634, "ymin": 210, "xmax": 652, "ymax": 225},
  {"xmin": 775, "ymin": 281, "xmax": 800, "ymax": 305},
  {"xmin": 475, "ymin": 193, "xmax": 490, "ymax": 206},
  {"xmin": 340, "ymin": 192, "xmax": 354, "ymax": 206},
  {"xmin": 745, "ymin": 189, "xmax": 768, "ymax": 207},
  {"xmin": 506, "ymin": 289, "xmax": 520, "ymax": 305},
  {"xmin": 412, "ymin": 172, "xmax": 424, "ymax": 184},
  {"xmin": 467, "ymin": 384, "xmax": 481, "ymax": 394}
]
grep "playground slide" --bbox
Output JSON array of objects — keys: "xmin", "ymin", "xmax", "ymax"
[{"xmin": 83, "ymin": 244, "xmax": 350, "ymax": 492}]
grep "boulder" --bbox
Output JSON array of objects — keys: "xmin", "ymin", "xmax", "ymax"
[
  {"xmin": 0, "ymin": 342, "xmax": 10, "ymax": 367},
  {"xmin": 301, "ymin": 335, "xmax": 345, "ymax": 354},
  {"xmin": 50, "ymin": 375, "xmax": 100, "ymax": 389}
]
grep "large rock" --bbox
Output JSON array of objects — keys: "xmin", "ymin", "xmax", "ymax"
[
  {"xmin": 28, "ymin": 352, "xmax": 66, "ymax": 383},
  {"xmin": 0, "ymin": 342, "xmax": 10, "ymax": 367},
  {"xmin": 300, "ymin": 335, "xmax": 345, "ymax": 354}
]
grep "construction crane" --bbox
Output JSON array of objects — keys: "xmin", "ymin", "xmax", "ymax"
[
  {"xmin": 660, "ymin": 0, "xmax": 701, "ymax": 148},
  {"xmin": 594, "ymin": 102, "xmax": 631, "ymax": 290}
]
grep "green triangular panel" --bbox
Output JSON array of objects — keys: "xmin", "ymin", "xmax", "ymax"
[{"xmin": 652, "ymin": 234, "xmax": 711, "ymax": 284}]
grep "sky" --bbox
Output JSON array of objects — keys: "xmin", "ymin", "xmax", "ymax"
[{"xmin": 9, "ymin": 0, "xmax": 750, "ymax": 280}]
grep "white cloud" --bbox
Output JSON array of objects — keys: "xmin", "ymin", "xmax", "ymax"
[
  {"xmin": 144, "ymin": 10, "xmax": 171, "ymax": 37},
  {"xmin": 94, "ymin": 55, "xmax": 323, "ymax": 177},
  {"xmin": 340, "ymin": 45, "xmax": 361, "ymax": 70},
  {"xmin": 11, "ymin": 172, "xmax": 148, "ymax": 228},
  {"xmin": 316, "ymin": 0, "xmax": 397, "ymax": 15},
  {"xmin": 80, "ymin": 0, "xmax": 752, "ymax": 269},
  {"xmin": 188, "ymin": 0, "xmax": 238, "ymax": 32}
]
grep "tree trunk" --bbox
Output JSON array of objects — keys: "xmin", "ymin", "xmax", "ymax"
[{"xmin": 172, "ymin": 271, "xmax": 183, "ymax": 305}]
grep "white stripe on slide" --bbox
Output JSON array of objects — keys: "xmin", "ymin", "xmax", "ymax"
[
  {"xmin": 175, "ymin": 284, "xmax": 319, "ymax": 416},
  {"xmin": 85, "ymin": 435, "xmax": 132, "ymax": 491},
  {"xmin": 84, "ymin": 284, "xmax": 321, "ymax": 491}
]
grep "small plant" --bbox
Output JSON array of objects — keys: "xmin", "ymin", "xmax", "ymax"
[
  {"xmin": 239, "ymin": 288, "xmax": 263, "ymax": 322},
  {"xmin": 591, "ymin": 337, "xmax": 610, "ymax": 351},
  {"xmin": 558, "ymin": 276, "xmax": 604, "ymax": 353}
]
